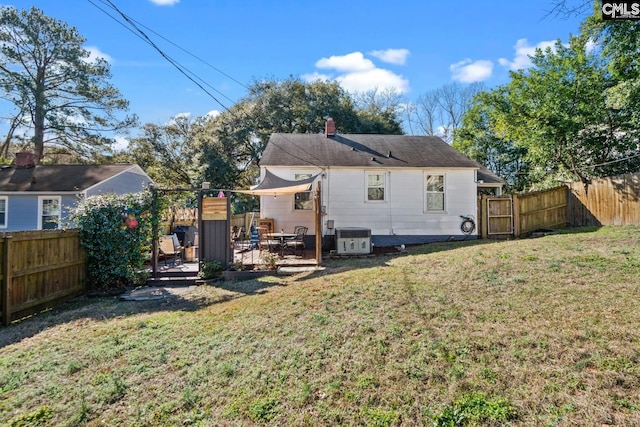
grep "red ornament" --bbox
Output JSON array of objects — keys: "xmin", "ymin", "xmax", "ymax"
[{"xmin": 125, "ymin": 214, "xmax": 139, "ymax": 229}]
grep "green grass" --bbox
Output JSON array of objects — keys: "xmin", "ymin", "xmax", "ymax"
[{"xmin": 2, "ymin": 225, "xmax": 640, "ymax": 425}]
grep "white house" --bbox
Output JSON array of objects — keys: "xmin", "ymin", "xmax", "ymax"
[{"xmin": 256, "ymin": 119, "xmax": 503, "ymax": 248}]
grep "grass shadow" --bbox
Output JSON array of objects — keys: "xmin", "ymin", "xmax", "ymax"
[{"xmin": 0, "ymin": 278, "xmax": 286, "ymax": 349}]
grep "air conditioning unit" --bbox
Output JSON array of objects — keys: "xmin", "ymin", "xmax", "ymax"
[{"xmin": 335, "ymin": 227, "xmax": 371, "ymax": 254}]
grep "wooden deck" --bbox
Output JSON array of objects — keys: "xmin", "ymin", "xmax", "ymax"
[
  {"xmin": 233, "ymin": 242, "xmax": 317, "ymax": 267},
  {"xmin": 146, "ymin": 242, "xmax": 316, "ymax": 286}
]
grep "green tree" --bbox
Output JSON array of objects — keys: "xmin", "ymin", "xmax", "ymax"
[
  {"xmin": 0, "ymin": 6, "xmax": 136, "ymax": 164},
  {"xmin": 584, "ymin": 10, "xmax": 640, "ymax": 134},
  {"xmin": 453, "ymin": 91, "xmax": 531, "ymax": 192},
  {"xmin": 115, "ymin": 114, "xmax": 202, "ymax": 189},
  {"xmin": 472, "ymin": 34, "xmax": 638, "ymax": 187}
]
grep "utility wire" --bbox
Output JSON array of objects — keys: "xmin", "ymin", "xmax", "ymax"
[
  {"xmin": 112, "ymin": 10, "xmax": 249, "ymax": 91},
  {"xmin": 90, "ymin": 0, "xmax": 231, "ymax": 111},
  {"xmin": 591, "ymin": 151, "xmax": 640, "ymax": 168},
  {"xmin": 87, "ymin": 0, "xmax": 335, "ymax": 170}
]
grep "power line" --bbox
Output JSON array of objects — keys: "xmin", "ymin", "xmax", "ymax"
[
  {"xmin": 86, "ymin": 0, "xmax": 336, "ymax": 170},
  {"xmin": 114, "ymin": 11, "xmax": 249, "ymax": 91},
  {"xmin": 591, "ymin": 151, "xmax": 640, "ymax": 168},
  {"xmin": 88, "ymin": 0, "xmax": 232, "ymax": 111}
]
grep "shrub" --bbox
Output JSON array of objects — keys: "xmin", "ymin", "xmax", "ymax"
[
  {"xmin": 198, "ymin": 259, "xmax": 223, "ymax": 279},
  {"xmin": 68, "ymin": 190, "xmax": 165, "ymax": 291}
]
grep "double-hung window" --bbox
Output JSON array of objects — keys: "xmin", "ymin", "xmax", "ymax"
[
  {"xmin": 426, "ymin": 174, "xmax": 445, "ymax": 212},
  {"xmin": 0, "ymin": 197, "xmax": 6, "ymax": 228},
  {"xmin": 293, "ymin": 172, "xmax": 313, "ymax": 210},
  {"xmin": 366, "ymin": 172, "xmax": 386, "ymax": 202},
  {"xmin": 39, "ymin": 196, "xmax": 61, "ymax": 230}
]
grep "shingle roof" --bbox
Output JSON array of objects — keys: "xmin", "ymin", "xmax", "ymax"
[
  {"xmin": 0, "ymin": 164, "xmax": 141, "ymax": 192},
  {"xmin": 476, "ymin": 164, "xmax": 504, "ymax": 185},
  {"xmin": 261, "ymin": 134, "xmax": 483, "ymax": 169}
]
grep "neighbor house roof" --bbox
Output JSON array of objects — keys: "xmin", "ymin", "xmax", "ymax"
[
  {"xmin": 476, "ymin": 164, "xmax": 504, "ymax": 186},
  {"xmin": 0, "ymin": 164, "xmax": 146, "ymax": 192},
  {"xmin": 261, "ymin": 133, "xmax": 483, "ymax": 169}
]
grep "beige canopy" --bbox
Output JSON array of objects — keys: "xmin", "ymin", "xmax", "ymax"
[{"xmin": 235, "ymin": 169, "xmax": 320, "ymax": 196}]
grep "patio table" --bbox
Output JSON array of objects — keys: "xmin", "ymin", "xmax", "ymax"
[{"xmin": 265, "ymin": 232, "xmax": 297, "ymax": 256}]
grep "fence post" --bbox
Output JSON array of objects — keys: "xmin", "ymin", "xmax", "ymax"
[
  {"xmin": 512, "ymin": 194, "xmax": 520, "ymax": 238},
  {"xmin": 2, "ymin": 236, "xmax": 12, "ymax": 326},
  {"xmin": 481, "ymin": 195, "xmax": 488, "ymax": 239}
]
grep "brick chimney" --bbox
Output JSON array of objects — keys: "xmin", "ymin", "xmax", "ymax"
[
  {"xmin": 325, "ymin": 117, "xmax": 336, "ymax": 137},
  {"xmin": 15, "ymin": 151, "xmax": 35, "ymax": 169}
]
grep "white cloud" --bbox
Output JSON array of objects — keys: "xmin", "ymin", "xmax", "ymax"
[
  {"xmin": 369, "ymin": 48, "xmax": 410, "ymax": 65},
  {"xmin": 450, "ymin": 59, "xmax": 493, "ymax": 83},
  {"xmin": 85, "ymin": 46, "xmax": 112, "ymax": 63},
  {"xmin": 336, "ymin": 68, "xmax": 409, "ymax": 94},
  {"xmin": 113, "ymin": 136, "xmax": 129, "ymax": 152},
  {"xmin": 149, "ymin": 0, "xmax": 179, "ymax": 5},
  {"xmin": 498, "ymin": 38, "xmax": 557, "ymax": 70},
  {"xmin": 301, "ymin": 71, "xmax": 333, "ymax": 82},
  {"xmin": 308, "ymin": 51, "xmax": 410, "ymax": 94},
  {"xmin": 316, "ymin": 52, "xmax": 375, "ymax": 73},
  {"xmin": 206, "ymin": 110, "xmax": 221, "ymax": 119},
  {"xmin": 585, "ymin": 38, "xmax": 598, "ymax": 54}
]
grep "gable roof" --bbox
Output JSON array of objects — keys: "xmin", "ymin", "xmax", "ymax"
[
  {"xmin": 261, "ymin": 134, "xmax": 482, "ymax": 169},
  {"xmin": 0, "ymin": 164, "xmax": 147, "ymax": 193}
]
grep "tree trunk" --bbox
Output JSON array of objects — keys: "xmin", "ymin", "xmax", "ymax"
[{"xmin": 33, "ymin": 68, "xmax": 46, "ymax": 165}]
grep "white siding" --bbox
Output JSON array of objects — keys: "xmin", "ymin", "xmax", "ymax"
[
  {"xmin": 260, "ymin": 167, "xmax": 478, "ymax": 237},
  {"xmin": 260, "ymin": 168, "xmax": 319, "ymax": 233}
]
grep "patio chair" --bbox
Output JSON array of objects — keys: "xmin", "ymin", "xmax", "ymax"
[
  {"xmin": 283, "ymin": 226, "xmax": 308, "ymax": 256},
  {"xmin": 159, "ymin": 234, "xmax": 182, "ymax": 266},
  {"xmin": 258, "ymin": 227, "xmax": 280, "ymax": 253}
]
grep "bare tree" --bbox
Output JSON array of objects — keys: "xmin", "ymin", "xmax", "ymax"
[
  {"xmin": 408, "ymin": 90, "xmax": 440, "ymax": 136},
  {"xmin": 545, "ymin": 0, "xmax": 593, "ymax": 18},
  {"xmin": 407, "ymin": 82, "xmax": 485, "ymax": 142}
]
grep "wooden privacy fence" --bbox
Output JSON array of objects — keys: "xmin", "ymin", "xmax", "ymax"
[
  {"xmin": 479, "ymin": 186, "xmax": 569, "ymax": 238},
  {"xmin": 567, "ymin": 172, "xmax": 640, "ymax": 226},
  {"xmin": 1, "ymin": 230, "xmax": 86, "ymax": 326}
]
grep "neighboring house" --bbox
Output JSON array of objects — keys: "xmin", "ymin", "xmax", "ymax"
[
  {"xmin": 0, "ymin": 153, "xmax": 153, "ymax": 231},
  {"xmin": 257, "ymin": 119, "xmax": 504, "ymax": 247}
]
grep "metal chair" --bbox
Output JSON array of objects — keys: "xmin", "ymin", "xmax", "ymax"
[{"xmin": 283, "ymin": 226, "xmax": 307, "ymax": 256}]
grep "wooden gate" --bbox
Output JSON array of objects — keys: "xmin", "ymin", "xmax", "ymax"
[
  {"xmin": 478, "ymin": 187, "xmax": 568, "ymax": 239},
  {"xmin": 480, "ymin": 195, "xmax": 514, "ymax": 238}
]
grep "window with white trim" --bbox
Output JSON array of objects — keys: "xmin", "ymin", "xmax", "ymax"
[
  {"xmin": 0, "ymin": 197, "xmax": 6, "ymax": 228},
  {"xmin": 426, "ymin": 174, "xmax": 445, "ymax": 211},
  {"xmin": 39, "ymin": 197, "xmax": 61, "ymax": 230},
  {"xmin": 293, "ymin": 172, "xmax": 313, "ymax": 210},
  {"xmin": 366, "ymin": 172, "xmax": 386, "ymax": 201}
]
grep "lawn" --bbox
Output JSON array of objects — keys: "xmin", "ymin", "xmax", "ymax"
[{"xmin": 1, "ymin": 226, "xmax": 640, "ymax": 426}]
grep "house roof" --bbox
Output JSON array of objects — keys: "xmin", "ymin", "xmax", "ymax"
[
  {"xmin": 476, "ymin": 164, "xmax": 504, "ymax": 186},
  {"xmin": 0, "ymin": 164, "xmax": 146, "ymax": 192},
  {"xmin": 261, "ymin": 133, "xmax": 484, "ymax": 169}
]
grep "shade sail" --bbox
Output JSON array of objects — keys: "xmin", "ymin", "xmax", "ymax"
[{"xmin": 235, "ymin": 169, "xmax": 320, "ymax": 196}]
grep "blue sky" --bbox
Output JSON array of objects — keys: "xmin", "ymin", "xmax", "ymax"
[{"xmin": 5, "ymin": 0, "xmax": 586, "ymax": 130}]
